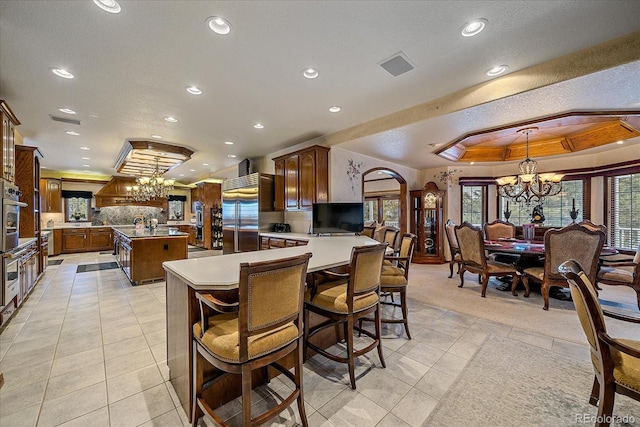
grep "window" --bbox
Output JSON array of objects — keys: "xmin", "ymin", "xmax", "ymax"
[
  {"xmin": 65, "ymin": 197, "xmax": 91, "ymax": 222},
  {"xmin": 500, "ymin": 179, "xmax": 585, "ymax": 227},
  {"xmin": 461, "ymin": 185, "xmax": 486, "ymax": 226},
  {"xmin": 608, "ymin": 172, "xmax": 639, "ymax": 251},
  {"xmin": 364, "ymin": 196, "xmax": 399, "ymax": 228}
]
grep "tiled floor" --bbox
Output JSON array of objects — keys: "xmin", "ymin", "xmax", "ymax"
[{"xmin": 0, "ymin": 251, "xmax": 596, "ymax": 426}]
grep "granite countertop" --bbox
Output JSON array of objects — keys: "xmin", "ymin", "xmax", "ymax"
[
  {"xmin": 43, "ymin": 223, "xmax": 195, "ymax": 230},
  {"xmin": 163, "ymin": 234, "xmax": 380, "ymax": 290},
  {"xmin": 112, "ymin": 226, "xmax": 189, "ymax": 238}
]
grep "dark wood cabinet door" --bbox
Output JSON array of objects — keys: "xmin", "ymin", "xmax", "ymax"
[
  {"xmin": 89, "ymin": 229, "xmax": 113, "ymax": 250},
  {"xmin": 284, "ymin": 154, "xmax": 299, "ymax": 210},
  {"xmin": 62, "ymin": 232, "xmax": 87, "ymax": 252},
  {"xmin": 47, "ymin": 179, "xmax": 62, "ymax": 212},
  {"xmin": 299, "ymin": 150, "xmax": 316, "ymax": 209},
  {"xmin": 274, "ymin": 159, "xmax": 284, "ymax": 211}
]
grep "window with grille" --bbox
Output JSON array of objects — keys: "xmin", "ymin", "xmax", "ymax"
[
  {"xmin": 461, "ymin": 185, "xmax": 486, "ymax": 226},
  {"xmin": 499, "ymin": 179, "xmax": 585, "ymax": 227},
  {"xmin": 608, "ymin": 172, "xmax": 639, "ymax": 251}
]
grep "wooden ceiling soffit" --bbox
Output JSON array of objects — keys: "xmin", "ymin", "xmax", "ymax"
[
  {"xmin": 114, "ymin": 139, "xmax": 194, "ymax": 176},
  {"xmin": 436, "ymin": 110, "xmax": 640, "ymax": 163}
]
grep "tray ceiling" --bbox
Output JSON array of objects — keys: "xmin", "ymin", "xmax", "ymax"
[
  {"xmin": 114, "ymin": 139, "xmax": 194, "ymax": 177},
  {"xmin": 435, "ymin": 110, "xmax": 640, "ymax": 163}
]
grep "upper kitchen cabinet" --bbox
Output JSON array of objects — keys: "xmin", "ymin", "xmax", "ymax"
[
  {"xmin": 1, "ymin": 100, "xmax": 20, "ymax": 183},
  {"xmin": 40, "ymin": 178, "xmax": 62, "ymax": 212},
  {"xmin": 191, "ymin": 182, "xmax": 221, "ymax": 210},
  {"xmin": 273, "ymin": 145, "xmax": 329, "ymax": 211},
  {"xmin": 94, "ymin": 176, "xmax": 165, "ymax": 208}
]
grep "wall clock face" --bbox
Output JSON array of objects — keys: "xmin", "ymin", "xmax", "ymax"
[{"xmin": 424, "ymin": 192, "xmax": 437, "ymax": 209}]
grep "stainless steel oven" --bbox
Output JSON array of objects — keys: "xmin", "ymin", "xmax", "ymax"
[{"xmin": 1, "ymin": 180, "xmax": 27, "ymax": 253}]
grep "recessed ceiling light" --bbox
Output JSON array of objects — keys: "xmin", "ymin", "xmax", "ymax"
[
  {"xmin": 82, "ymin": 164, "xmax": 90, "ymax": 167},
  {"xmin": 486, "ymin": 65, "xmax": 509, "ymax": 77},
  {"xmin": 164, "ymin": 116, "xmax": 178, "ymax": 123},
  {"xmin": 616, "ymin": 140, "xmax": 624, "ymax": 144},
  {"xmin": 186, "ymin": 86, "xmax": 202, "ymax": 95},
  {"xmin": 81, "ymin": 157, "xmax": 90, "ymax": 160},
  {"xmin": 66, "ymin": 131, "xmax": 80, "ymax": 136},
  {"xmin": 179, "ymin": 174, "xmax": 184, "ymax": 177},
  {"xmin": 58, "ymin": 108, "xmax": 76, "ymax": 114},
  {"xmin": 80, "ymin": 146, "xmax": 90, "ymax": 150},
  {"xmin": 302, "ymin": 68, "xmax": 319, "ymax": 79},
  {"xmin": 189, "ymin": 169, "xmax": 196, "ymax": 172},
  {"xmin": 93, "ymin": 0, "xmax": 121, "ymax": 13},
  {"xmin": 461, "ymin": 19, "xmax": 487, "ymax": 37},
  {"xmin": 253, "ymin": 123, "xmax": 264, "ymax": 129},
  {"xmin": 328, "ymin": 106, "xmax": 341, "ymax": 113},
  {"xmin": 206, "ymin": 16, "xmax": 231, "ymax": 35},
  {"xmin": 151, "ymin": 134, "xmax": 163, "ymax": 139},
  {"xmin": 50, "ymin": 68, "xmax": 74, "ymax": 79},
  {"xmin": 228, "ymin": 154, "xmax": 237, "ymax": 158},
  {"xmin": 224, "ymin": 141, "xmax": 234, "ymax": 145},
  {"xmin": 202, "ymin": 163, "xmax": 209, "ymax": 166},
  {"xmin": 470, "ymin": 162, "xmax": 475, "ymax": 165}
]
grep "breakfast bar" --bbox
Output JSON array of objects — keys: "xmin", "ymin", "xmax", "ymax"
[{"xmin": 162, "ymin": 234, "xmax": 379, "ymax": 419}]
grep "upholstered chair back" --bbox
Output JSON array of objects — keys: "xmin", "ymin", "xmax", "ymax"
[
  {"xmin": 445, "ymin": 219, "xmax": 458, "ymax": 250},
  {"xmin": 397, "ymin": 233, "xmax": 416, "ymax": 271},
  {"xmin": 577, "ymin": 219, "xmax": 607, "ymax": 235},
  {"xmin": 383, "ymin": 227, "xmax": 400, "ymax": 250},
  {"xmin": 351, "ymin": 244, "xmax": 387, "ymax": 295},
  {"xmin": 455, "ymin": 222, "xmax": 486, "ymax": 268},
  {"xmin": 484, "ymin": 220, "xmax": 516, "ymax": 240},
  {"xmin": 361, "ymin": 226, "xmax": 376, "ymax": 238},
  {"xmin": 544, "ymin": 224, "xmax": 605, "ymax": 283},
  {"xmin": 560, "ymin": 261, "xmax": 608, "ymax": 384}
]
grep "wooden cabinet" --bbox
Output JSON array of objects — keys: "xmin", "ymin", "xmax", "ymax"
[
  {"xmin": 410, "ymin": 182, "xmax": 446, "ymax": 264},
  {"xmin": 260, "ymin": 236, "xmax": 308, "ymax": 250},
  {"xmin": 40, "ymin": 178, "xmax": 62, "ymax": 212},
  {"xmin": 62, "ymin": 228, "xmax": 88, "ymax": 253},
  {"xmin": 273, "ymin": 145, "xmax": 329, "ymax": 211},
  {"xmin": 190, "ymin": 182, "xmax": 222, "ymax": 249},
  {"xmin": 89, "ymin": 227, "xmax": 113, "ymax": 251},
  {"xmin": 17, "ymin": 241, "xmax": 38, "ymax": 307},
  {"xmin": 53, "ymin": 228, "xmax": 62, "ymax": 256},
  {"xmin": 113, "ymin": 228, "xmax": 187, "ymax": 285},
  {"xmin": 61, "ymin": 227, "xmax": 113, "ymax": 253},
  {"xmin": 1, "ymin": 100, "xmax": 20, "ymax": 182},
  {"xmin": 40, "ymin": 233, "xmax": 48, "ymax": 275},
  {"xmin": 15, "ymin": 145, "xmax": 43, "ymax": 240}
]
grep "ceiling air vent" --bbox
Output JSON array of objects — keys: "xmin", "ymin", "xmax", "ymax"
[
  {"xmin": 379, "ymin": 52, "xmax": 415, "ymax": 77},
  {"xmin": 49, "ymin": 115, "xmax": 81, "ymax": 126}
]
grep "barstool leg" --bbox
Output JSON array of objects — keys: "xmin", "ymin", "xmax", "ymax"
[
  {"xmin": 346, "ymin": 316, "xmax": 356, "ymax": 389},
  {"xmin": 375, "ymin": 303, "xmax": 386, "ymax": 368}
]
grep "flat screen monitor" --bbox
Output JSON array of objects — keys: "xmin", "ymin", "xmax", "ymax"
[{"xmin": 312, "ymin": 203, "xmax": 364, "ymax": 235}]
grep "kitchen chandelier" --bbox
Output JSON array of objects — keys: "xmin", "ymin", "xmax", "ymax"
[
  {"xmin": 125, "ymin": 157, "xmax": 175, "ymax": 201},
  {"xmin": 496, "ymin": 127, "xmax": 564, "ymax": 206}
]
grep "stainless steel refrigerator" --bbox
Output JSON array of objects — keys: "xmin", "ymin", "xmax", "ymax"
[{"xmin": 222, "ymin": 173, "xmax": 282, "ymax": 254}]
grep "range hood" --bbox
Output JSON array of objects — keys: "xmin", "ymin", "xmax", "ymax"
[{"xmin": 94, "ymin": 176, "xmax": 165, "ymax": 208}]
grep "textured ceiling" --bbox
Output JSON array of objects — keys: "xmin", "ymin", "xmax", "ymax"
[{"xmin": 1, "ymin": 1, "xmax": 639, "ymax": 183}]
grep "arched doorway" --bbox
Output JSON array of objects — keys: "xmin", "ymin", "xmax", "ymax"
[{"xmin": 361, "ymin": 168, "xmax": 407, "ymax": 235}]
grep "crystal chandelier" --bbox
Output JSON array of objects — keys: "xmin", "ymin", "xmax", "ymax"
[
  {"xmin": 125, "ymin": 158, "xmax": 175, "ymax": 202},
  {"xmin": 496, "ymin": 127, "xmax": 564, "ymax": 206}
]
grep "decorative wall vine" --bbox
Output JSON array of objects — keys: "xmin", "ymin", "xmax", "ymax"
[{"xmin": 346, "ymin": 158, "xmax": 363, "ymax": 194}]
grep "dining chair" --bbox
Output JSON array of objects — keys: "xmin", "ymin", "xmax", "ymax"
[
  {"xmin": 361, "ymin": 225, "xmax": 376, "ymax": 238},
  {"xmin": 577, "ymin": 219, "xmax": 607, "ymax": 235},
  {"xmin": 597, "ymin": 243, "xmax": 640, "ymax": 310},
  {"xmin": 304, "ymin": 243, "xmax": 387, "ymax": 389},
  {"xmin": 559, "ymin": 259, "xmax": 640, "ymax": 426},
  {"xmin": 382, "ymin": 227, "xmax": 400, "ymax": 252},
  {"xmin": 444, "ymin": 219, "xmax": 463, "ymax": 278},
  {"xmin": 454, "ymin": 222, "xmax": 520, "ymax": 297},
  {"xmin": 483, "ymin": 219, "xmax": 516, "ymax": 240},
  {"xmin": 522, "ymin": 223, "xmax": 605, "ymax": 310},
  {"xmin": 192, "ymin": 252, "xmax": 312, "ymax": 427},
  {"xmin": 361, "ymin": 233, "xmax": 417, "ymax": 339},
  {"xmin": 483, "ymin": 219, "xmax": 520, "ymax": 265}
]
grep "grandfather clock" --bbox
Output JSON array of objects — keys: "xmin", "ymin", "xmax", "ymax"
[{"xmin": 410, "ymin": 181, "xmax": 445, "ymax": 264}]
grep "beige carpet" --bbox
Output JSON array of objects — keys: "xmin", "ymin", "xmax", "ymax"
[
  {"xmin": 425, "ymin": 335, "xmax": 640, "ymax": 426},
  {"xmin": 407, "ymin": 264, "xmax": 640, "ymax": 344}
]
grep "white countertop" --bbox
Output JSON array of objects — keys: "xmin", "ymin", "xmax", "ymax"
[{"xmin": 163, "ymin": 235, "xmax": 381, "ymax": 290}]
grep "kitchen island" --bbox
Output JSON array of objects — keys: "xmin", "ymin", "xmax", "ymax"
[
  {"xmin": 113, "ymin": 226, "xmax": 188, "ymax": 286},
  {"xmin": 162, "ymin": 234, "xmax": 380, "ymax": 419}
]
